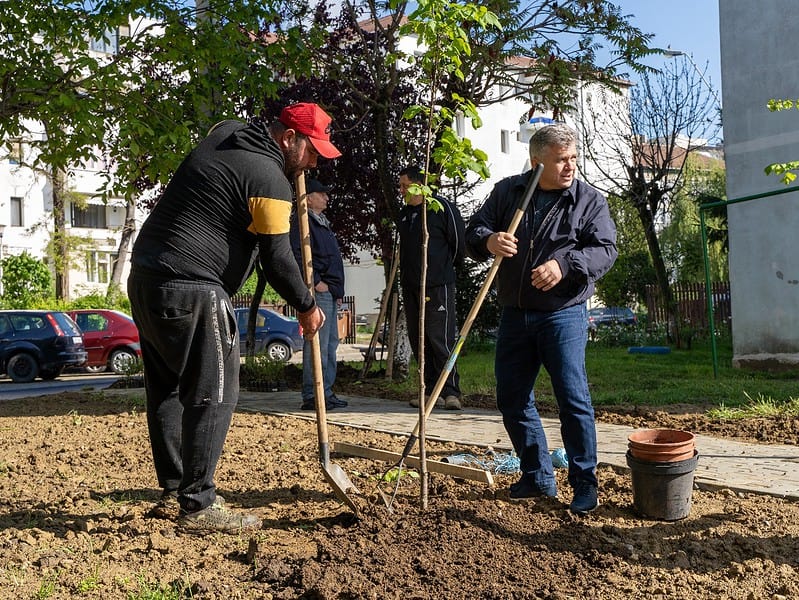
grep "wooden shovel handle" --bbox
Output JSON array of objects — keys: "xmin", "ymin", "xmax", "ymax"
[{"xmin": 295, "ymin": 172, "xmax": 330, "ymax": 467}]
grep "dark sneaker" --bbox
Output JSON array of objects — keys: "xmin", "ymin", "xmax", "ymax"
[
  {"xmin": 508, "ymin": 479, "xmax": 558, "ymax": 501},
  {"xmin": 302, "ymin": 398, "xmax": 345, "ymax": 410},
  {"xmin": 327, "ymin": 395, "xmax": 348, "ymax": 408},
  {"xmin": 178, "ymin": 497, "xmax": 261, "ymax": 534},
  {"xmin": 147, "ymin": 490, "xmax": 178, "ymax": 519},
  {"xmin": 569, "ymin": 482, "xmax": 599, "ymax": 515}
]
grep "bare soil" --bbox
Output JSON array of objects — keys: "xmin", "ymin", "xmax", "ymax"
[{"xmin": 1, "ymin": 383, "xmax": 798, "ymax": 599}]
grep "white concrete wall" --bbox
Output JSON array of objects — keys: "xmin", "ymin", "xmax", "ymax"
[{"xmin": 720, "ymin": 1, "xmax": 799, "ymax": 368}]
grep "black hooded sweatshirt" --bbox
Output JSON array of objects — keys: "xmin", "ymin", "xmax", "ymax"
[{"xmin": 132, "ymin": 120, "xmax": 313, "ymax": 312}]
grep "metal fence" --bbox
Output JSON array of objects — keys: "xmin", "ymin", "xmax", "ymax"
[{"xmin": 230, "ymin": 293, "xmax": 358, "ymax": 344}]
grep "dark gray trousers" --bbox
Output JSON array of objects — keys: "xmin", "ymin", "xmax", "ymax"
[
  {"xmin": 402, "ymin": 282, "xmax": 461, "ymax": 399},
  {"xmin": 128, "ymin": 269, "xmax": 240, "ymax": 513}
]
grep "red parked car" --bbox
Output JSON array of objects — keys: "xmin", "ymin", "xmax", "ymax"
[{"xmin": 67, "ymin": 309, "xmax": 142, "ymax": 374}]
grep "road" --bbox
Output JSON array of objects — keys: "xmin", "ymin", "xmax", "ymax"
[
  {"xmin": 0, "ymin": 343, "xmax": 373, "ymax": 401},
  {"xmin": 0, "ymin": 372, "xmax": 120, "ymax": 401}
]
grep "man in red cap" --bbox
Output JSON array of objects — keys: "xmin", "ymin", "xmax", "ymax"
[
  {"xmin": 278, "ymin": 102, "xmax": 342, "ymax": 161},
  {"xmin": 128, "ymin": 102, "xmax": 341, "ymax": 533}
]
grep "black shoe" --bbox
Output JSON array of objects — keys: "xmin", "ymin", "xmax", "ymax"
[
  {"xmin": 569, "ymin": 482, "xmax": 599, "ymax": 515},
  {"xmin": 301, "ymin": 398, "xmax": 345, "ymax": 411},
  {"xmin": 327, "ymin": 395, "xmax": 348, "ymax": 408},
  {"xmin": 508, "ymin": 479, "xmax": 558, "ymax": 501}
]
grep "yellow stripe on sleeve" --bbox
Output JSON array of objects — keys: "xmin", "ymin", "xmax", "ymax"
[{"xmin": 248, "ymin": 196, "xmax": 292, "ymax": 235}]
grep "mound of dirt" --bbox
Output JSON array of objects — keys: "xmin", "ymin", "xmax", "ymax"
[{"xmin": 1, "ymin": 392, "xmax": 798, "ymax": 598}]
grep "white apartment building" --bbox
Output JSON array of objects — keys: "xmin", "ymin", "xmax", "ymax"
[{"xmin": 0, "ymin": 124, "xmax": 132, "ymax": 298}]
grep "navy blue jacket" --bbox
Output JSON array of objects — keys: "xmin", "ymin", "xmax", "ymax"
[
  {"xmin": 465, "ymin": 170, "xmax": 617, "ymax": 311},
  {"xmin": 290, "ymin": 211, "xmax": 345, "ymax": 301},
  {"xmin": 397, "ymin": 196, "xmax": 466, "ymax": 290}
]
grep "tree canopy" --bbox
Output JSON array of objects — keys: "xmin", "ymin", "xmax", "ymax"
[{"xmin": 2, "ymin": 0, "xmax": 658, "ymax": 300}]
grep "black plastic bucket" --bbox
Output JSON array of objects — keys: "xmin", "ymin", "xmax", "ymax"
[{"xmin": 626, "ymin": 450, "xmax": 699, "ymax": 521}]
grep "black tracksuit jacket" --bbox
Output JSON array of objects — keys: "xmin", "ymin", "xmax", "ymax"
[{"xmin": 132, "ymin": 120, "xmax": 313, "ymax": 312}]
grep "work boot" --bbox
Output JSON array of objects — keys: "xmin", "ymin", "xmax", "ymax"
[
  {"xmin": 178, "ymin": 497, "xmax": 261, "ymax": 534},
  {"xmin": 147, "ymin": 490, "xmax": 178, "ymax": 519},
  {"xmin": 569, "ymin": 482, "xmax": 599, "ymax": 515},
  {"xmin": 444, "ymin": 395, "xmax": 462, "ymax": 410}
]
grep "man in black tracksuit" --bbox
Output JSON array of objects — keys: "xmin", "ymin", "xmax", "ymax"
[
  {"xmin": 397, "ymin": 165, "xmax": 466, "ymax": 410},
  {"xmin": 128, "ymin": 102, "xmax": 340, "ymax": 533}
]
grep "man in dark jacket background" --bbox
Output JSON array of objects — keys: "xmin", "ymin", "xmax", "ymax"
[
  {"xmin": 290, "ymin": 178, "xmax": 346, "ymax": 411},
  {"xmin": 398, "ymin": 165, "xmax": 466, "ymax": 411},
  {"xmin": 465, "ymin": 123, "xmax": 617, "ymax": 515},
  {"xmin": 128, "ymin": 102, "xmax": 339, "ymax": 533}
]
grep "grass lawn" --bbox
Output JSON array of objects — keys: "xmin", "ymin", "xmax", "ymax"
[{"xmin": 377, "ymin": 336, "xmax": 799, "ymax": 410}]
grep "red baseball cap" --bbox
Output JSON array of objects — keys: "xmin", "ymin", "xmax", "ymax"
[{"xmin": 279, "ymin": 102, "xmax": 342, "ymax": 159}]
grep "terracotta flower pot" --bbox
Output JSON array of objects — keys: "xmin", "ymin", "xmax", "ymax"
[{"xmin": 627, "ymin": 428, "xmax": 695, "ymax": 463}]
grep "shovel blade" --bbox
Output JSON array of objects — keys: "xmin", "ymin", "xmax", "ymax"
[{"xmin": 322, "ymin": 462, "xmax": 361, "ymax": 516}]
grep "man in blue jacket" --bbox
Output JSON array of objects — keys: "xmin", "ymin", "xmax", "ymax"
[
  {"xmin": 465, "ymin": 123, "xmax": 617, "ymax": 514},
  {"xmin": 290, "ymin": 178, "xmax": 347, "ymax": 411}
]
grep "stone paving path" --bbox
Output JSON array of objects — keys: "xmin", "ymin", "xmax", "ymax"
[{"xmin": 238, "ymin": 390, "xmax": 799, "ymax": 500}]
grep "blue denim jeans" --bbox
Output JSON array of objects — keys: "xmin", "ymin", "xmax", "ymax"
[
  {"xmin": 302, "ymin": 291, "xmax": 339, "ymax": 401},
  {"xmin": 495, "ymin": 304, "xmax": 597, "ymax": 491}
]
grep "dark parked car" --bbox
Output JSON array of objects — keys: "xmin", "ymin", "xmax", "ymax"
[
  {"xmin": 66, "ymin": 309, "xmax": 142, "ymax": 374},
  {"xmin": 234, "ymin": 307, "xmax": 303, "ymax": 362},
  {"xmin": 0, "ymin": 310, "xmax": 87, "ymax": 382},
  {"xmin": 586, "ymin": 306, "xmax": 638, "ymax": 332}
]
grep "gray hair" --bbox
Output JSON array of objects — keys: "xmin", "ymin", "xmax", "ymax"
[{"xmin": 529, "ymin": 123, "xmax": 577, "ymax": 160}]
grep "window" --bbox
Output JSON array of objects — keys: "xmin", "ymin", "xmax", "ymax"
[
  {"xmin": 10, "ymin": 197, "xmax": 23, "ymax": 226},
  {"xmin": 74, "ymin": 312, "xmax": 108, "ymax": 333},
  {"xmin": 90, "ymin": 29, "xmax": 118, "ymax": 54},
  {"xmin": 500, "ymin": 129, "xmax": 510, "ymax": 154},
  {"xmin": 7, "ymin": 139, "xmax": 22, "ymax": 165},
  {"xmin": 71, "ymin": 204, "xmax": 107, "ymax": 229},
  {"xmin": 86, "ymin": 251, "xmax": 118, "ymax": 283}
]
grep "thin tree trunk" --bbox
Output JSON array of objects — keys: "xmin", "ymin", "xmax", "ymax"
[
  {"xmin": 637, "ymin": 203, "xmax": 682, "ymax": 347},
  {"xmin": 391, "ymin": 308, "xmax": 411, "ymax": 380},
  {"xmin": 109, "ymin": 197, "xmax": 137, "ymax": 292},
  {"xmin": 51, "ymin": 168, "xmax": 69, "ymax": 300}
]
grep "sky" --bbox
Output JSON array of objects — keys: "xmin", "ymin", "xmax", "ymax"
[{"xmin": 609, "ymin": 0, "xmax": 722, "ymax": 96}]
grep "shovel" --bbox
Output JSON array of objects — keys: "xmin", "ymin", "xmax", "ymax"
[
  {"xmin": 296, "ymin": 172, "xmax": 361, "ymax": 516},
  {"xmin": 378, "ymin": 163, "xmax": 545, "ymax": 507}
]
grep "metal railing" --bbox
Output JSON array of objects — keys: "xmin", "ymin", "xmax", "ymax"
[{"xmin": 700, "ymin": 186, "xmax": 799, "ymax": 377}]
